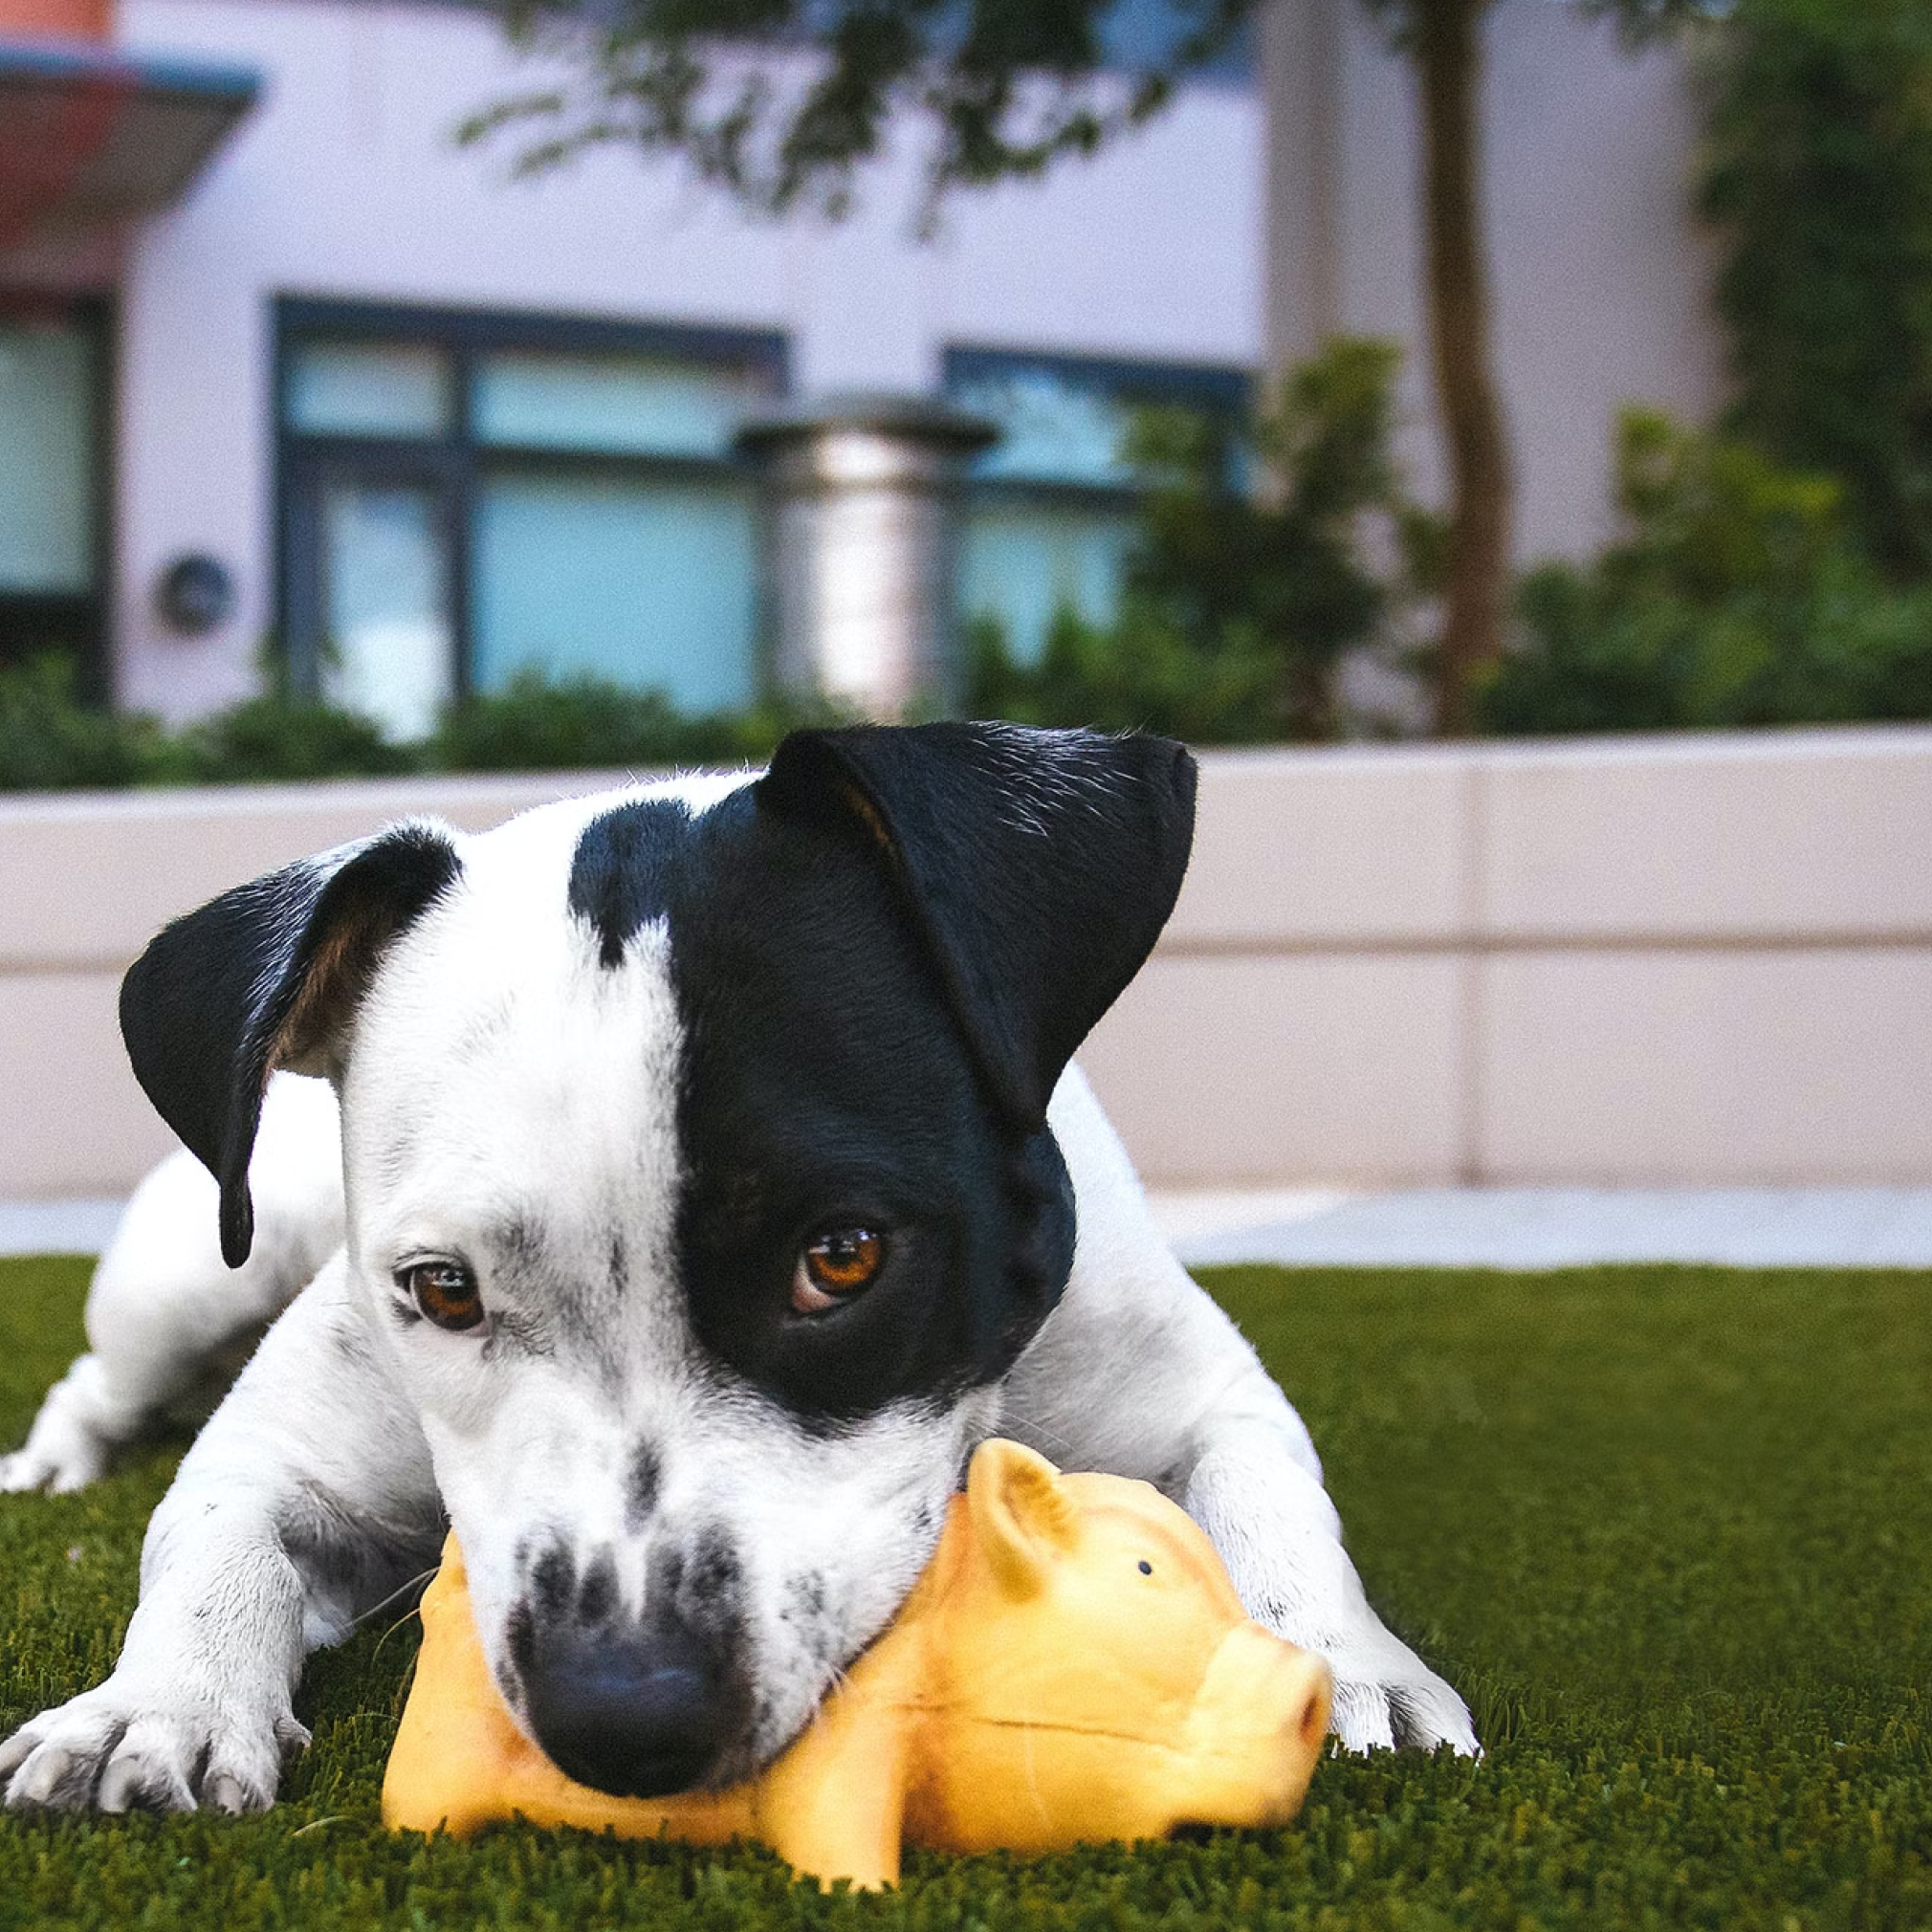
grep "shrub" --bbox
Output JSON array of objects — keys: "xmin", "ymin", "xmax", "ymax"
[
  {"xmin": 0, "ymin": 661, "xmax": 868, "ymax": 793},
  {"xmin": 153, "ymin": 691, "xmax": 419, "ymax": 785},
  {"xmin": 429, "ymin": 672, "xmax": 844, "ymax": 772},
  {"xmin": 1480, "ymin": 407, "xmax": 1932, "ymax": 734},
  {"xmin": 968, "ymin": 337, "xmax": 1419, "ymax": 744},
  {"xmin": 966, "ymin": 608, "xmax": 1282, "ymax": 743},
  {"xmin": 1701, "ymin": 0, "xmax": 1932, "ymax": 577},
  {"xmin": 0, "ymin": 656, "xmax": 162, "ymax": 791}
]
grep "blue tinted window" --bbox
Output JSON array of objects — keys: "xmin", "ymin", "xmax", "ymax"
[
  {"xmin": 318, "ymin": 481, "xmax": 451, "ymax": 741},
  {"xmin": 958, "ymin": 501, "xmax": 1136, "ymax": 664},
  {"xmin": 473, "ymin": 351, "xmax": 772, "ymax": 458},
  {"xmin": 1099, "ymin": 0, "xmax": 1255, "ymax": 81},
  {"xmin": 952, "ymin": 367, "xmax": 1138, "ymax": 489},
  {"xmin": 280, "ymin": 304, "xmax": 783, "ymax": 729},
  {"xmin": 945, "ymin": 347, "xmax": 1248, "ymax": 661},
  {"xmin": 472, "ymin": 473, "xmax": 758, "ymax": 713},
  {"xmin": 285, "ymin": 342, "xmax": 450, "ymax": 438}
]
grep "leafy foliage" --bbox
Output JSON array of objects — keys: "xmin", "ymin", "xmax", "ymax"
[
  {"xmin": 155, "ymin": 693, "xmax": 418, "ymax": 786},
  {"xmin": 464, "ymin": 0, "xmax": 1255, "ymax": 223},
  {"xmin": 0, "ymin": 658, "xmax": 160, "ymax": 792},
  {"xmin": 1701, "ymin": 0, "xmax": 1932, "ymax": 577},
  {"xmin": 433, "ymin": 671, "xmax": 835, "ymax": 772},
  {"xmin": 969, "ymin": 337, "xmax": 1421, "ymax": 742},
  {"xmin": 966, "ymin": 606, "xmax": 1281, "ymax": 744},
  {"xmin": 0, "ymin": 664, "xmax": 858, "ymax": 794},
  {"xmin": 6, "ymin": 1255, "xmax": 1932, "ymax": 1925},
  {"xmin": 1481, "ymin": 407, "xmax": 1932, "ymax": 734}
]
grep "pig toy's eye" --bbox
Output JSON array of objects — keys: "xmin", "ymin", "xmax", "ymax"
[{"xmin": 1137, "ymin": 1560, "xmax": 1153, "ymax": 1576}]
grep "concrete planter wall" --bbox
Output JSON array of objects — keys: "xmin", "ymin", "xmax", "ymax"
[{"xmin": 3, "ymin": 727, "xmax": 1929, "ymax": 1199}]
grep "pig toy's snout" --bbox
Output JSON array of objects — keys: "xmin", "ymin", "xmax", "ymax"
[
  {"xmin": 1175, "ymin": 1621, "xmax": 1334, "ymax": 1833},
  {"xmin": 1285, "ymin": 1648, "xmax": 1333, "ymax": 1757}
]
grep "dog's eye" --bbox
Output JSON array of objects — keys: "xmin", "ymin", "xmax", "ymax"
[
  {"xmin": 791, "ymin": 1228, "xmax": 885, "ymax": 1315},
  {"xmin": 400, "ymin": 1261, "xmax": 484, "ymax": 1332}
]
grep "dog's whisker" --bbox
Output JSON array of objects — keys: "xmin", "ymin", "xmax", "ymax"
[
  {"xmin": 1006, "ymin": 1421, "xmax": 1079, "ymax": 1462},
  {"xmin": 351, "ymin": 1566, "xmax": 440, "ymax": 1633}
]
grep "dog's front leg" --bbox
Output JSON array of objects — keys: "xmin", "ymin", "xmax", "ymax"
[
  {"xmin": 0, "ymin": 1256, "xmax": 438, "ymax": 1814},
  {"xmin": 1024, "ymin": 1069, "xmax": 1478, "ymax": 1755},
  {"xmin": 1177, "ymin": 1400, "xmax": 1479, "ymax": 1754},
  {"xmin": 1015, "ymin": 1288, "xmax": 1479, "ymax": 1754}
]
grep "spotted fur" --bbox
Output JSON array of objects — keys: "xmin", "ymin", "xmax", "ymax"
[{"xmin": 0, "ymin": 726, "xmax": 1475, "ymax": 1818}]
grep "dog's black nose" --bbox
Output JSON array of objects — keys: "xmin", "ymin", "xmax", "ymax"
[{"xmin": 521, "ymin": 1610, "xmax": 743, "ymax": 1798}]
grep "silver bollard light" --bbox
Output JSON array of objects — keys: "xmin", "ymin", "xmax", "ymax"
[{"xmin": 735, "ymin": 393, "xmax": 997, "ymax": 719}]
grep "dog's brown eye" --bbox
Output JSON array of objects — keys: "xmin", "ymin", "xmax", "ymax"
[
  {"xmin": 402, "ymin": 1262, "xmax": 484, "ymax": 1331},
  {"xmin": 792, "ymin": 1229, "xmax": 885, "ymax": 1315}
]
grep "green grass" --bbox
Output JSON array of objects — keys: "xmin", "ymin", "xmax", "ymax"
[{"xmin": 3, "ymin": 1256, "xmax": 1931, "ymax": 1928}]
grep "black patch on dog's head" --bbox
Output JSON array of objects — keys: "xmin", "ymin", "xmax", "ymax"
[
  {"xmin": 560, "ymin": 723, "xmax": 1196, "ymax": 1425},
  {"xmin": 568, "ymin": 799, "xmax": 689, "ymax": 968},
  {"xmin": 758, "ymin": 723, "xmax": 1197, "ymax": 1128}
]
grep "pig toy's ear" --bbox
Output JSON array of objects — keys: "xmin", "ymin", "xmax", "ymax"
[{"xmin": 967, "ymin": 1439, "xmax": 1079, "ymax": 1599}]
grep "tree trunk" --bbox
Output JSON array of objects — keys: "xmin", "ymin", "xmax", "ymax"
[{"xmin": 1414, "ymin": 0, "xmax": 1512, "ymax": 735}]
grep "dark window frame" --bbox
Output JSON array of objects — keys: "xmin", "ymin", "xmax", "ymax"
[
  {"xmin": 274, "ymin": 296, "xmax": 789, "ymax": 706},
  {"xmin": 0, "ymin": 294, "xmax": 114, "ymax": 705}
]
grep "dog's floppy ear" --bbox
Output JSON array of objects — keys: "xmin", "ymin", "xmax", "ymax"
[
  {"xmin": 757, "ymin": 722, "xmax": 1197, "ymax": 1128},
  {"xmin": 119, "ymin": 823, "xmax": 462, "ymax": 1268}
]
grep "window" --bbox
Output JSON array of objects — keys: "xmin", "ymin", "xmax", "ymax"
[
  {"xmin": 0, "ymin": 302, "xmax": 107, "ymax": 697},
  {"xmin": 278, "ymin": 301, "xmax": 785, "ymax": 740},
  {"xmin": 944, "ymin": 348, "xmax": 1250, "ymax": 666}
]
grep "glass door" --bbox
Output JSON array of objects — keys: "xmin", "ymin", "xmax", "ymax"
[{"xmin": 285, "ymin": 454, "xmax": 457, "ymax": 744}]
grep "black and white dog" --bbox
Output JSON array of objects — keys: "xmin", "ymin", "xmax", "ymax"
[{"xmin": 1, "ymin": 722, "xmax": 1474, "ymax": 1816}]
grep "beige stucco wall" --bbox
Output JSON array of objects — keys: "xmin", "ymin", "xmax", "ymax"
[
  {"xmin": 1262, "ymin": 0, "xmax": 1727, "ymax": 566},
  {"xmin": 3, "ymin": 729, "xmax": 1929, "ymax": 1197},
  {"xmin": 1081, "ymin": 730, "xmax": 1932, "ymax": 1185}
]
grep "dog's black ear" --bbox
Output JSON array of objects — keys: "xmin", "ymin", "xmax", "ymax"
[
  {"xmin": 757, "ymin": 722, "xmax": 1197, "ymax": 1128},
  {"xmin": 119, "ymin": 823, "xmax": 461, "ymax": 1268}
]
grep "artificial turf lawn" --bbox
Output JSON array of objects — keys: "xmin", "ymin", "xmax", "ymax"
[{"xmin": 2, "ymin": 1258, "xmax": 1930, "ymax": 1929}]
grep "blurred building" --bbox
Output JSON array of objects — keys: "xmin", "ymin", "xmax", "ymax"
[{"xmin": 0, "ymin": 0, "xmax": 1261, "ymax": 733}]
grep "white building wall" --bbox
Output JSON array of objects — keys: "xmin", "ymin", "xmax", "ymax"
[
  {"xmin": 1263, "ymin": 0, "xmax": 1727, "ymax": 567},
  {"xmin": 111, "ymin": 0, "xmax": 1262, "ymax": 719}
]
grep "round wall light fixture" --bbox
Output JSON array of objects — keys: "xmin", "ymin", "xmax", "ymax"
[{"xmin": 154, "ymin": 554, "xmax": 235, "ymax": 637}]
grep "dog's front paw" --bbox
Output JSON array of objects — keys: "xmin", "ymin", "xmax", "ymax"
[
  {"xmin": 1, "ymin": 1359, "xmax": 125, "ymax": 1494},
  {"xmin": 1327, "ymin": 1642, "xmax": 1480, "ymax": 1756},
  {"xmin": 0, "ymin": 1678, "xmax": 310, "ymax": 1814},
  {"xmin": 0, "ymin": 1437, "xmax": 111, "ymax": 1495}
]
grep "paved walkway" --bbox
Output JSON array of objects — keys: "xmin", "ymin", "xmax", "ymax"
[
  {"xmin": 1150, "ymin": 1187, "xmax": 1932, "ymax": 1270},
  {"xmin": 5, "ymin": 1189, "xmax": 1931, "ymax": 1269},
  {"xmin": 0, "ymin": 1198, "xmax": 124, "ymax": 1260}
]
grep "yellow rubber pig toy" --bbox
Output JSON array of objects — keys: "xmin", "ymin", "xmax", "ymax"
[{"xmin": 384, "ymin": 1438, "xmax": 1333, "ymax": 1888}]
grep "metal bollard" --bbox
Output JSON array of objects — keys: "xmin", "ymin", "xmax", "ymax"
[{"xmin": 735, "ymin": 393, "xmax": 996, "ymax": 719}]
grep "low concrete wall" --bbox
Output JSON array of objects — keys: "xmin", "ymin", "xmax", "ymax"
[
  {"xmin": 3, "ymin": 727, "xmax": 1929, "ymax": 1197},
  {"xmin": 1083, "ymin": 727, "xmax": 1932, "ymax": 1185}
]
